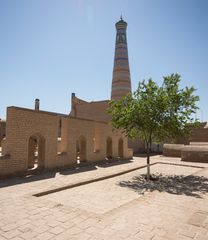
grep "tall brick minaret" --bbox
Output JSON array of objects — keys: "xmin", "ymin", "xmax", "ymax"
[{"xmin": 111, "ymin": 17, "xmax": 131, "ymax": 100}]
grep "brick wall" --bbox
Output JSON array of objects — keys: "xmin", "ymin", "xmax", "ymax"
[
  {"xmin": 0, "ymin": 106, "xmax": 132, "ymax": 177},
  {"xmin": 128, "ymin": 139, "xmax": 145, "ymax": 153},
  {"xmin": 181, "ymin": 145, "xmax": 208, "ymax": 163},
  {"xmin": 163, "ymin": 144, "xmax": 185, "ymax": 157},
  {"xmin": 70, "ymin": 95, "xmax": 111, "ymax": 122},
  {"xmin": 175, "ymin": 123, "xmax": 208, "ymax": 144},
  {"xmin": 67, "ymin": 118, "xmax": 131, "ymax": 162},
  {"xmin": 0, "ymin": 107, "xmax": 61, "ymax": 175},
  {"xmin": 70, "ymin": 95, "xmax": 141, "ymax": 154}
]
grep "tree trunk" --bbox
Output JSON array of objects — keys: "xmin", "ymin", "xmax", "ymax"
[{"xmin": 146, "ymin": 145, "xmax": 151, "ymax": 181}]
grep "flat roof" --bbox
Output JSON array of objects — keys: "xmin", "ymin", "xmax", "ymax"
[{"xmin": 7, "ymin": 106, "xmax": 68, "ymax": 117}]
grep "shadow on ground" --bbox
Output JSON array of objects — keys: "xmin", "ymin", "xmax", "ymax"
[
  {"xmin": 97, "ymin": 159, "xmax": 133, "ymax": 168},
  {"xmin": 133, "ymin": 153, "xmax": 162, "ymax": 158},
  {"xmin": 119, "ymin": 173, "xmax": 208, "ymax": 198},
  {"xmin": 0, "ymin": 165, "xmax": 98, "ymax": 188},
  {"xmin": 0, "ymin": 159, "xmax": 133, "ymax": 188}
]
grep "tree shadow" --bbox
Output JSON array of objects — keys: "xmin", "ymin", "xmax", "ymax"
[{"xmin": 118, "ymin": 174, "xmax": 208, "ymax": 198}]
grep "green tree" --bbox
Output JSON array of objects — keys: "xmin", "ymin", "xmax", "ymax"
[{"xmin": 108, "ymin": 74, "xmax": 199, "ymax": 180}]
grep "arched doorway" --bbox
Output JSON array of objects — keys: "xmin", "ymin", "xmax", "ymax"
[
  {"xmin": 118, "ymin": 138, "xmax": 124, "ymax": 158},
  {"xmin": 76, "ymin": 140, "xmax": 80, "ymax": 164},
  {"xmin": 28, "ymin": 134, "xmax": 45, "ymax": 170},
  {"xmin": 77, "ymin": 136, "xmax": 87, "ymax": 163},
  {"xmin": 106, "ymin": 137, "xmax": 113, "ymax": 160}
]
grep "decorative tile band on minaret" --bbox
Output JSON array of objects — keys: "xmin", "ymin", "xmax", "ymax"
[{"xmin": 111, "ymin": 17, "xmax": 132, "ymax": 100}]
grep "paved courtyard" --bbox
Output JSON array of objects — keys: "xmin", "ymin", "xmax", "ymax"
[{"xmin": 0, "ymin": 156, "xmax": 208, "ymax": 240}]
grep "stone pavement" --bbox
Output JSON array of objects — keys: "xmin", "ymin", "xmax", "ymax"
[{"xmin": 0, "ymin": 156, "xmax": 208, "ymax": 240}]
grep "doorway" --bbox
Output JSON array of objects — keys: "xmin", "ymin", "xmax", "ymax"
[
  {"xmin": 28, "ymin": 134, "xmax": 45, "ymax": 170},
  {"xmin": 118, "ymin": 138, "xmax": 124, "ymax": 158},
  {"xmin": 76, "ymin": 136, "xmax": 87, "ymax": 163},
  {"xmin": 106, "ymin": 137, "xmax": 113, "ymax": 160}
]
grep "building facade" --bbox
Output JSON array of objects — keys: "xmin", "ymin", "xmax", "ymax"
[
  {"xmin": 0, "ymin": 18, "xmax": 136, "ymax": 177},
  {"xmin": 0, "ymin": 100, "xmax": 132, "ymax": 177}
]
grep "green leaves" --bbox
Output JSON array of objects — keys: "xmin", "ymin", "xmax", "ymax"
[{"xmin": 108, "ymin": 73, "xmax": 199, "ymax": 146}]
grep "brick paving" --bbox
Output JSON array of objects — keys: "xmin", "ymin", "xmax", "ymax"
[{"xmin": 0, "ymin": 156, "xmax": 208, "ymax": 240}]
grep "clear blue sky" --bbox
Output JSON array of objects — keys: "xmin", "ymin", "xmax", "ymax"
[{"xmin": 0, "ymin": 0, "xmax": 207, "ymax": 121}]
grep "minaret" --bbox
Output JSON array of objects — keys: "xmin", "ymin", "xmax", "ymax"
[{"xmin": 111, "ymin": 17, "xmax": 131, "ymax": 100}]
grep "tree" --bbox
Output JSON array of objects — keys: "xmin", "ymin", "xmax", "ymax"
[{"xmin": 108, "ymin": 74, "xmax": 199, "ymax": 180}]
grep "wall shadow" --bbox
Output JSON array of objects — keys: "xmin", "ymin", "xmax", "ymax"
[
  {"xmin": 118, "ymin": 173, "xmax": 208, "ymax": 198},
  {"xmin": 0, "ymin": 159, "xmax": 133, "ymax": 188},
  {"xmin": 98, "ymin": 159, "xmax": 134, "ymax": 168},
  {"xmin": 133, "ymin": 153, "xmax": 161, "ymax": 158},
  {"xmin": 0, "ymin": 165, "xmax": 97, "ymax": 188},
  {"xmin": 59, "ymin": 165, "xmax": 97, "ymax": 175},
  {"xmin": 0, "ymin": 171, "xmax": 56, "ymax": 188}
]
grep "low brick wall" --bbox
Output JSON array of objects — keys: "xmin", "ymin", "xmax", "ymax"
[
  {"xmin": 163, "ymin": 144, "xmax": 184, "ymax": 157},
  {"xmin": 181, "ymin": 145, "xmax": 208, "ymax": 163},
  {"xmin": 190, "ymin": 142, "xmax": 208, "ymax": 146}
]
